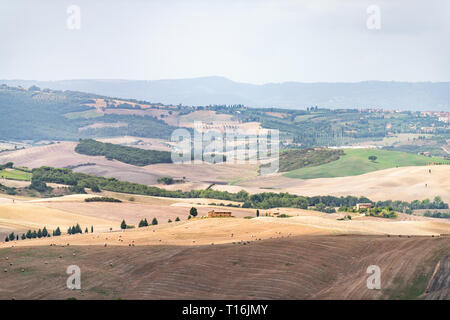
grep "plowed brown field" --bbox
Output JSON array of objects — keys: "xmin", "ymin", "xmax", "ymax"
[{"xmin": 0, "ymin": 234, "xmax": 448, "ymax": 299}]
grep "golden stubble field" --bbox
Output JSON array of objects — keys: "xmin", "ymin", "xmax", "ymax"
[
  {"xmin": 226, "ymin": 165, "xmax": 450, "ymax": 204},
  {"xmin": 0, "ymin": 228, "xmax": 448, "ymax": 300},
  {"xmin": 1, "ymin": 192, "xmax": 449, "ymax": 243},
  {"xmin": 0, "ymin": 192, "xmax": 449, "ymax": 300}
]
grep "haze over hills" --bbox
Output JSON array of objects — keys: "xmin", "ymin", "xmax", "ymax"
[{"xmin": 2, "ymin": 77, "xmax": 450, "ymax": 111}]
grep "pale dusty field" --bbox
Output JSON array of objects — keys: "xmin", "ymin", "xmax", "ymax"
[
  {"xmin": 0, "ymin": 142, "xmax": 258, "ymax": 185},
  {"xmin": 1, "ymin": 198, "xmax": 448, "ymax": 250},
  {"xmin": 229, "ymin": 165, "xmax": 450, "ymax": 203},
  {"xmin": 0, "ymin": 202, "xmax": 117, "ymax": 234}
]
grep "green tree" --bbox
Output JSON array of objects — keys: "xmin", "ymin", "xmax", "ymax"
[
  {"xmin": 53, "ymin": 227, "xmax": 61, "ymax": 236},
  {"xmin": 168, "ymin": 219, "xmax": 172, "ymax": 223},
  {"xmin": 152, "ymin": 217, "xmax": 158, "ymax": 225},
  {"xmin": 242, "ymin": 201, "xmax": 252, "ymax": 208},
  {"xmin": 368, "ymin": 156, "xmax": 377, "ymax": 162},
  {"xmin": 85, "ymin": 227, "xmax": 88, "ymax": 233},
  {"xmin": 8, "ymin": 232, "xmax": 15, "ymax": 241},
  {"xmin": 30, "ymin": 179, "xmax": 49, "ymax": 192},
  {"xmin": 189, "ymin": 207, "xmax": 198, "ymax": 217},
  {"xmin": 21, "ymin": 233, "xmax": 26, "ymax": 240},
  {"xmin": 175, "ymin": 217, "xmax": 180, "ymax": 222},
  {"xmin": 26, "ymin": 230, "xmax": 32, "ymax": 239},
  {"xmin": 32, "ymin": 230, "xmax": 37, "ymax": 238},
  {"xmin": 91, "ymin": 225, "xmax": 94, "ymax": 233},
  {"xmin": 256, "ymin": 209, "xmax": 260, "ymax": 217},
  {"xmin": 37, "ymin": 229, "xmax": 42, "ymax": 238},
  {"xmin": 42, "ymin": 227, "xmax": 48, "ymax": 237},
  {"xmin": 120, "ymin": 220, "xmax": 127, "ymax": 229},
  {"xmin": 138, "ymin": 219, "xmax": 148, "ymax": 227}
]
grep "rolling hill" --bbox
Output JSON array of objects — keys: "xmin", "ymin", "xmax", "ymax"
[
  {"xmin": 2, "ymin": 78, "xmax": 450, "ymax": 111},
  {"xmin": 0, "ymin": 216, "xmax": 448, "ymax": 299},
  {"xmin": 283, "ymin": 149, "xmax": 450, "ymax": 179}
]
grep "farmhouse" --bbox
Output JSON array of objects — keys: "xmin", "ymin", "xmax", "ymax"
[
  {"xmin": 356, "ymin": 203, "xmax": 372, "ymax": 210},
  {"xmin": 266, "ymin": 210, "xmax": 280, "ymax": 217},
  {"xmin": 208, "ymin": 210, "xmax": 232, "ymax": 218}
]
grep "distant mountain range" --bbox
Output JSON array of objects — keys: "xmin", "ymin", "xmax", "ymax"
[{"xmin": 2, "ymin": 77, "xmax": 450, "ymax": 111}]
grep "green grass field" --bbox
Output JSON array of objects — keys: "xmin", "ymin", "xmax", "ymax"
[
  {"xmin": 0, "ymin": 169, "xmax": 32, "ymax": 181},
  {"xmin": 283, "ymin": 148, "xmax": 450, "ymax": 179}
]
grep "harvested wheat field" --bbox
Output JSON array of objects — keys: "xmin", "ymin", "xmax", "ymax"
[
  {"xmin": 0, "ymin": 233, "xmax": 448, "ymax": 300},
  {"xmin": 2, "ymin": 191, "xmax": 449, "ymax": 241},
  {"xmin": 0, "ymin": 142, "xmax": 258, "ymax": 185},
  {"xmin": 0, "ymin": 202, "xmax": 118, "ymax": 235},
  {"xmin": 25, "ymin": 193, "xmax": 258, "ymax": 227},
  {"xmin": 0, "ymin": 214, "xmax": 449, "ymax": 300},
  {"xmin": 2, "ymin": 212, "xmax": 449, "ymax": 250},
  {"xmin": 231, "ymin": 165, "xmax": 450, "ymax": 203}
]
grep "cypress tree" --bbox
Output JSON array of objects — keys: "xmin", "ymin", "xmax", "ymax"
[
  {"xmin": 91, "ymin": 225, "xmax": 94, "ymax": 233},
  {"xmin": 37, "ymin": 229, "xmax": 42, "ymax": 238},
  {"xmin": 54, "ymin": 227, "xmax": 61, "ymax": 236},
  {"xmin": 120, "ymin": 220, "xmax": 127, "ymax": 229},
  {"xmin": 85, "ymin": 227, "xmax": 88, "ymax": 233},
  {"xmin": 152, "ymin": 217, "xmax": 158, "ymax": 225},
  {"xmin": 42, "ymin": 227, "xmax": 48, "ymax": 237}
]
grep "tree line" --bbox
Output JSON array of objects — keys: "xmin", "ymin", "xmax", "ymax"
[
  {"xmin": 30, "ymin": 166, "xmax": 449, "ymax": 212},
  {"xmin": 75, "ymin": 139, "xmax": 172, "ymax": 166}
]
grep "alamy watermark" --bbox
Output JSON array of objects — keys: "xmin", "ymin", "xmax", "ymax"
[
  {"xmin": 66, "ymin": 265, "xmax": 81, "ymax": 290},
  {"xmin": 366, "ymin": 5, "xmax": 381, "ymax": 30},
  {"xmin": 171, "ymin": 121, "xmax": 279, "ymax": 175},
  {"xmin": 67, "ymin": 5, "xmax": 81, "ymax": 30},
  {"xmin": 366, "ymin": 265, "xmax": 381, "ymax": 290}
]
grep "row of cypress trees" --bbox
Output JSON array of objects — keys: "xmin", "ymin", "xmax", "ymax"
[
  {"xmin": 4, "ymin": 226, "xmax": 53, "ymax": 242},
  {"xmin": 68, "ymin": 224, "xmax": 93, "ymax": 234}
]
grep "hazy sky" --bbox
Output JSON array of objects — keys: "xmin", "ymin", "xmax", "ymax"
[{"xmin": 1, "ymin": 0, "xmax": 449, "ymax": 83}]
